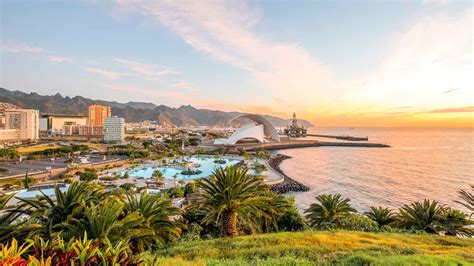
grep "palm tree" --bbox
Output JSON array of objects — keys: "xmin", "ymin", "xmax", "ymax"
[
  {"xmin": 454, "ymin": 185, "xmax": 473, "ymax": 218},
  {"xmin": 152, "ymin": 170, "xmax": 164, "ymax": 182},
  {"xmin": 11, "ymin": 181, "xmax": 104, "ymax": 240},
  {"xmin": 397, "ymin": 199, "xmax": 444, "ymax": 234},
  {"xmin": 123, "ymin": 191, "xmax": 183, "ymax": 252},
  {"xmin": 304, "ymin": 194, "xmax": 356, "ymax": 229},
  {"xmin": 195, "ymin": 166, "xmax": 275, "ymax": 237},
  {"xmin": 364, "ymin": 206, "xmax": 396, "ymax": 227},
  {"xmin": 439, "ymin": 208, "xmax": 473, "ymax": 237}
]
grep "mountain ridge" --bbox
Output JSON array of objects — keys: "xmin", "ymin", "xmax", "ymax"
[{"xmin": 0, "ymin": 88, "xmax": 313, "ymax": 127}]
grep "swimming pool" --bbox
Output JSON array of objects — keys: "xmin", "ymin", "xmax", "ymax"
[
  {"xmin": 124, "ymin": 157, "xmax": 241, "ymax": 180},
  {"xmin": 15, "ymin": 186, "xmax": 69, "ymax": 198}
]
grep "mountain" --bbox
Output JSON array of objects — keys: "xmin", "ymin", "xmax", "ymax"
[{"xmin": 0, "ymin": 88, "xmax": 313, "ymax": 127}]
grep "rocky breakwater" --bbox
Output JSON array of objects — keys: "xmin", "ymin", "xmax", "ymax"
[{"xmin": 269, "ymin": 154, "xmax": 310, "ymax": 193}]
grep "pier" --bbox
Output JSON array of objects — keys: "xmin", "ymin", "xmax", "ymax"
[{"xmin": 306, "ymin": 134, "xmax": 368, "ymax": 141}]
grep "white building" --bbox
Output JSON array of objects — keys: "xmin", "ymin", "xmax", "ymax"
[
  {"xmin": 1, "ymin": 109, "xmax": 39, "ymax": 141},
  {"xmin": 214, "ymin": 114, "xmax": 280, "ymax": 145},
  {"xmin": 104, "ymin": 116, "xmax": 125, "ymax": 142}
]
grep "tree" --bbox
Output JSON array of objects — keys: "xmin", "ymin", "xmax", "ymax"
[
  {"xmin": 195, "ymin": 166, "xmax": 275, "ymax": 237},
  {"xmin": 439, "ymin": 208, "xmax": 473, "ymax": 237},
  {"xmin": 304, "ymin": 194, "xmax": 356, "ymax": 229},
  {"xmin": 454, "ymin": 185, "xmax": 473, "ymax": 218},
  {"xmin": 122, "ymin": 171, "xmax": 130, "ymax": 179},
  {"xmin": 80, "ymin": 168, "xmax": 98, "ymax": 182},
  {"xmin": 152, "ymin": 170, "xmax": 164, "ymax": 182},
  {"xmin": 184, "ymin": 182, "xmax": 196, "ymax": 196},
  {"xmin": 364, "ymin": 206, "xmax": 396, "ymax": 227},
  {"xmin": 123, "ymin": 191, "xmax": 182, "ymax": 251},
  {"xmin": 397, "ymin": 199, "xmax": 444, "ymax": 234}
]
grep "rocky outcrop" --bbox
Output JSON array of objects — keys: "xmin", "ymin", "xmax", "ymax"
[{"xmin": 269, "ymin": 154, "xmax": 310, "ymax": 193}]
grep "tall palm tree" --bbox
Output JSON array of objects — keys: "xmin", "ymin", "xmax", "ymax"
[
  {"xmin": 397, "ymin": 199, "xmax": 444, "ymax": 234},
  {"xmin": 364, "ymin": 206, "xmax": 396, "ymax": 227},
  {"xmin": 195, "ymin": 166, "xmax": 275, "ymax": 237},
  {"xmin": 123, "ymin": 191, "xmax": 183, "ymax": 251},
  {"xmin": 304, "ymin": 194, "xmax": 356, "ymax": 229},
  {"xmin": 454, "ymin": 185, "xmax": 474, "ymax": 218}
]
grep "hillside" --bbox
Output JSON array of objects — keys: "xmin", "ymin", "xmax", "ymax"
[
  {"xmin": 147, "ymin": 231, "xmax": 474, "ymax": 265},
  {"xmin": 0, "ymin": 88, "xmax": 313, "ymax": 127}
]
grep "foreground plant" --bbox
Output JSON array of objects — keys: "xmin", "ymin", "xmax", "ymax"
[
  {"xmin": 455, "ymin": 185, "xmax": 474, "ymax": 217},
  {"xmin": 304, "ymin": 194, "xmax": 356, "ymax": 229},
  {"xmin": 364, "ymin": 206, "xmax": 396, "ymax": 227},
  {"xmin": 195, "ymin": 166, "xmax": 276, "ymax": 237},
  {"xmin": 397, "ymin": 199, "xmax": 445, "ymax": 233}
]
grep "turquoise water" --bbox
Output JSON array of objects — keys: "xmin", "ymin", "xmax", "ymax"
[
  {"xmin": 125, "ymin": 157, "xmax": 241, "ymax": 180},
  {"xmin": 15, "ymin": 186, "xmax": 69, "ymax": 198}
]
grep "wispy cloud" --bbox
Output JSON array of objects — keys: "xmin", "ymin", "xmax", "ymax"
[
  {"xmin": 83, "ymin": 67, "xmax": 124, "ymax": 79},
  {"xmin": 423, "ymin": 106, "xmax": 474, "ymax": 113},
  {"xmin": 114, "ymin": 57, "xmax": 178, "ymax": 80},
  {"xmin": 443, "ymin": 88, "xmax": 460, "ymax": 94},
  {"xmin": 101, "ymin": 82, "xmax": 192, "ymax": 101},
  {"xmin": 49, "ymin": 56, "xmax": 72, "ymax": 63},
  {"xmin": 0, "ymin": 41, "xmax": 43, "ymax": 53},
  {"xmin": 115, "ymin": 0, "xmax": 332, "ymax": 105}
]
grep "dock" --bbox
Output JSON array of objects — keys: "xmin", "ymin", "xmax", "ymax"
[{"xmin": 306, "ymin": 134, "xmax": 368, "ymax": 141}]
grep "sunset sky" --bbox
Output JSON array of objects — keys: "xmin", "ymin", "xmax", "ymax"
[{"xmin": 1, "ymin": 0, "xmax": 473, "ymax": 127}]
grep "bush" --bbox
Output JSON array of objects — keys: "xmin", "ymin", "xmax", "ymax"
[
  {"xmin": 79, "ymin": 168, "xmax": 98, "ymax": 182},
  {"xmin": 184, "ymin": 182, "xmax": 196, "ymax": 196},
  {"xmin": 169, "ymin": 186, "xmax": 184, "ymax": 198},
  {"xmin": 339, "ymin": 214, "xmax": 379, "ymax": 232},
  {"xmin": 120, "ymin": 183, "xmax": 136, "ymax": 192}
]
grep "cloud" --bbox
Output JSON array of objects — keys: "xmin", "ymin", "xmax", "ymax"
[
  {"xmin": 423, "ymin": 106, "xmax": 474, "ymax": 113},
  {"xmin": 83, "ymin": 67, "xmax": 123, "ymax": 79},
  {"xmin": 170, "ymin": 81, "xmax": 197, "ymax": 92},
  {"xmin": 49, "ymin": 56, "xmax": 72, "ymax": 63},
  {"xmin": 346, "ymin": 9, "xmax": 472, "ymax": 108},
  {"xmin": 114, "ymin": 0, "xmax": 332, "ymax": 104},
  {"xmin": 114, "ymin": 57, "xmax": 178, "ymax": 80},
  {"xmin": 443, "ymin": 88, "xmax": 460, "ymax": 94},
  {"xmin": 0, "ymin": 41, "xmax": 43, "ymax": 53},
  {"xmin": 101, "ymin": 82, "xmax": 192, "ymax": 101}
]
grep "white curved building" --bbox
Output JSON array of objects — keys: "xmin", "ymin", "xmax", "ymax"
[{"xmin": 214, "ymin": 114, "xmax": 280, "ymax": 145}]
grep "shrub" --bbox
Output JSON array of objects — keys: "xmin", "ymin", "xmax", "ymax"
[
  {"xmin": 79, "ymin": 168, "xmax": 98, "ymax": 182},
  {"xmin": 184, "ymin": 182, "xmax": 196, "ymax": 196},
  {"xmin": 339, "ymin": 213, "xmax": 379, "ymax": 232}
]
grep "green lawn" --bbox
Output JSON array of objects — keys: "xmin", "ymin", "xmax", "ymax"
[{"xmin": 147, "ymin": 230, "xmax": 474, "ymax": 265}]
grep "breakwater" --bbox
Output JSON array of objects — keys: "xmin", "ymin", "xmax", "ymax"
[
  {"xmin": 307, "ymin": 134, "xmax": 368, "ymax": 141},
  {"xmin": 269, "ymin": 154, "xmax": 310, "ymax": 193}
]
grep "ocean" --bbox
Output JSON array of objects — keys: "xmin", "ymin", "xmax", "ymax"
[{"xmin": 278, "ymin": 127, "xmax": 474, "ymax": 212}]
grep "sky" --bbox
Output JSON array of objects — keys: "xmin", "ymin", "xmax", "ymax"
[{"xmin": 0, "ymin": 0, "xmax": 473, "ymax": 127}]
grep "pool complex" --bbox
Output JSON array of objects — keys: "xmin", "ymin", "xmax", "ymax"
[{"xmin": 124, "ymin": 157, "xmax": 241, "ymax": 180}]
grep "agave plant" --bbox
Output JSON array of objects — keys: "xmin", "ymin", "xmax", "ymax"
[
  {"xmin": 364, "ymin": 206, "xmax": 396, "ymax": 227},
  {"xmin": 397, "ymin": 199, "xmax": 445, "ymax": 234},
  {"xmin": 304, "ymin": 194, "xmax": 356, "ymax": 229},
  {"xmin": 195, "ymin": 166, "xmax": 276, "ymax": 237}
]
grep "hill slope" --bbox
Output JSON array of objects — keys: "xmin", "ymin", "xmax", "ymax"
[
  {"xmin": 148, "ymin": 231, "xmax": 474, "ymax": 265},
  {"xmin": 0, "ymin": 88, "xmax": 313, "ymax": 127}
]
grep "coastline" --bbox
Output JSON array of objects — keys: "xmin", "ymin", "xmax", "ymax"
[{"xmin": 269, "ymin": 154, "xmax": 310, "ymax": 193}]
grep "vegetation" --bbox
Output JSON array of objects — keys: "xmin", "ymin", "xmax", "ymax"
[
  {"xmin": 304, "ymin": 193, "xmax": 356, "ymax": 229},
  {"xmin": 364, "ymin": 206, "xmax": 396, "ymax": 227},
  {"xmin": 151, "ymin": 231, "xmax": 474, "ymax": 265},
  {"xmin": 79, "ymin": 168, "xmax": 98, "ymax": 182},
  {"xmin": 0, "ymin": 148, "xmax": 19, "ymax": 161},
  {"xmin": 195, "ymin": 166, "xmax": 279, "ymax": 237}
]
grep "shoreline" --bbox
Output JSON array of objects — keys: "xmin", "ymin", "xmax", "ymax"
[{"xmin": 268, "ymin": 154, "xmax": 310, "ymax": 193}]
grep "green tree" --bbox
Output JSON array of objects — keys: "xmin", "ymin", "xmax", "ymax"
[
  {"xmin": 454, "ymin": 185, "xmax": 473, "ymax": 218},
  {"xmin": 195, "ymin": 166, "xmax": 275, "ymax": 237},
  {"xmin": 397, "ymin": 199, "xmax": 444, "ymax": 234},
  {"xmin": 304, "ymin": 194, "xmax": 356, "ymax": 229},
  {"xmin": 364, "ymin": 206, "xmax": 396, "ymax": 227},
  {"xmin": 80, "ymin": 168, "xmax": 98, "ymax": 182},
  {"xmin": 439, "ymin": 208, "xmax": 473, "ymax": 237},
  {"xmin": 184, "ymin": 182, "xmax": 196, "ymax": 196},
  {"xmin": 152, "ymin": 170, "xmax": 164, "ymax": 182}
]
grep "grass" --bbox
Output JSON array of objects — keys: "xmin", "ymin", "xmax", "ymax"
[
  {"xmin": 16, "ymin": 144, "xmax": 59, "ymax": 154},
  {"xmin": 149, "ymin": 231, "xmax": 474, "ymax": 265}
]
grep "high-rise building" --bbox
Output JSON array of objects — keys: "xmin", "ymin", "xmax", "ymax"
[
  {"xmin": 104, "ymin": 116, "xmax": 125, "ymax": 142},
  {"xmin": 2, "ymin": 109, "xmax": 40, "ymax": 140},
  {"xmin": 88, "ymin": 105, "xmax": 111, "ymax": 125}
]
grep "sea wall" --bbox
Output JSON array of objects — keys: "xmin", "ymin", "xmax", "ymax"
[{"xmin": 269, "ymin": 154, "xmax": 310, "ymax": 193}]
